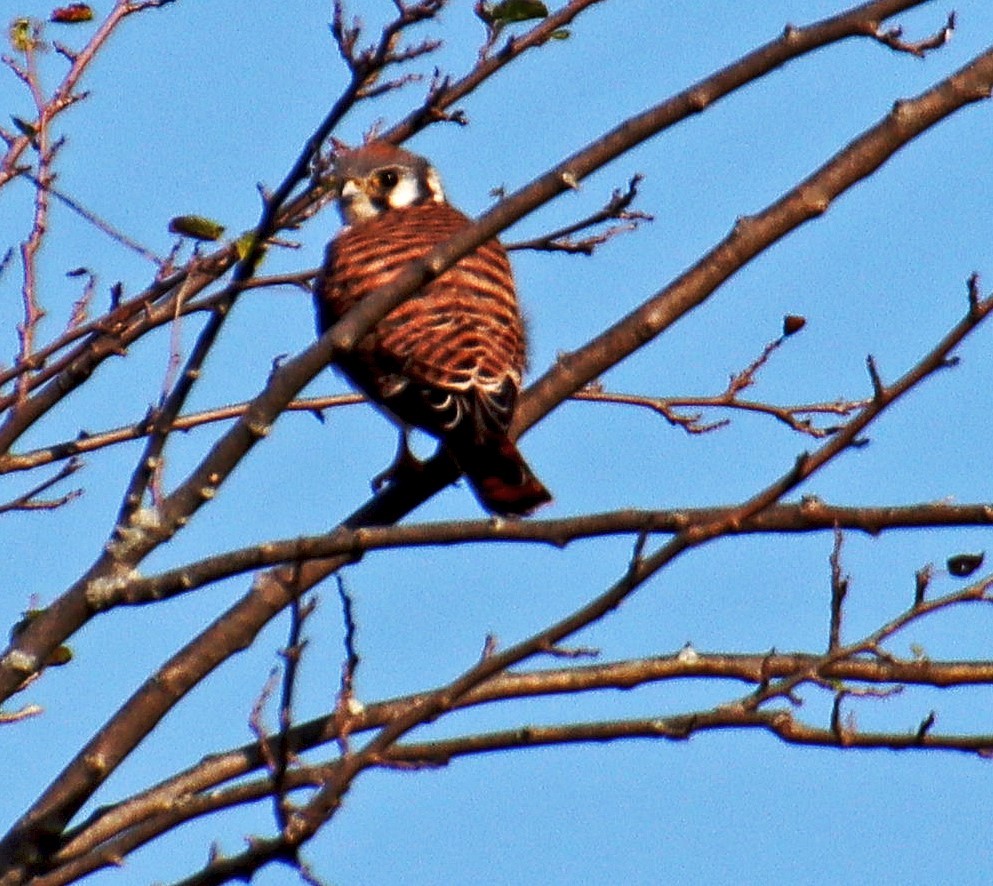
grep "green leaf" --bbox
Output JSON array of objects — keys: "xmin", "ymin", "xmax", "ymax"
[
  {"xmin": 234, "ymin": 231, "xmax": 256, "ymax": 261},
  {"xmin": 488, "ymin": 0, "xmax": 548, "ymax": 25},
  {"xmin": 168, "ymin": 215, "xmax": 226, "ymax": 241},
  {"xmin": 549, "ymin": 28, "xmax": 570, "ymax": 40},
  {"xmin": 233, "ymin": 231, "xmax": 268, "ymax": 268},
  {"xmin": 8, "ymin": 18, "xmax": 37, "ymax": 52}
]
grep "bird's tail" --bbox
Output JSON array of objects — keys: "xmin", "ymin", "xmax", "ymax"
[{"xmin": 452, "ymin": 434, "xmax": 551, "ymax": 517}]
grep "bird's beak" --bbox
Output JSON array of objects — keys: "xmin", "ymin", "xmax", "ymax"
[
  {"xmin": 339, "ymin": 178, "xmax": 363, "ymax": 202},
  {"xmin": 336, "ymin": 177, "xmax": 377, "ymax": 225}
]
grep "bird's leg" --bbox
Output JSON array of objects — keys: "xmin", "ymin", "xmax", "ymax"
[{"xmin": 371, "ymin": 427, "xmax": 425, "ymax": 491}]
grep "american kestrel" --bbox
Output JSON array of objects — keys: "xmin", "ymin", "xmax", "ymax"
[{"xmin": 315, "ymin": 142, "xmax": 551, "ymax": 516}]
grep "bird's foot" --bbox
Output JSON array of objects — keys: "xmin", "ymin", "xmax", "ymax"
[{"xmin": 371, "ymin": 430, "xmax": 425, "ymax": 492}]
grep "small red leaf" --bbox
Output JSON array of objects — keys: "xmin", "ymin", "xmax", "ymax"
[{"xmin": 51, "ymin": 4, "xmax": 94, "ymax": 24}]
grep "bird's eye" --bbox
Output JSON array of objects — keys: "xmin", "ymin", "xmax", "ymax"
[{"xmin": 375, "ymin": 169, "xmax": 400, "ymax": 189}]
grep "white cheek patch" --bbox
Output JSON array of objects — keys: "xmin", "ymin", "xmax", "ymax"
[
  {"xmin": 387, "ymin": 175, "xmax": 421, "ymax": 209},
  {"xmin": 425, "ymin": 167, "xmax": 446, "ymax": 203}
]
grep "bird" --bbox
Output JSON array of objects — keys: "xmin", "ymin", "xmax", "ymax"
[{"xmin": 314, "ymin": 141, "xmax": 551, "ymax": 516}]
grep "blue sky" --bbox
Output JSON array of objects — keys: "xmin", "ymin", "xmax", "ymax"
[{"xmin": 2, "ymin": 1, "xmax": 993, "ymax": 883}]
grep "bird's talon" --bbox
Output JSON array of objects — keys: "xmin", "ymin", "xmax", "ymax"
[{"xmin": 371, "ymin": 431, "xmax": 424, "ymax": 491}]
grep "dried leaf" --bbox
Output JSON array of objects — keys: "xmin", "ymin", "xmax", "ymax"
[
  {"xmin": 783, "ymin": 314, "xmax": 806, "ymax": 336},
  {"xmin": 947, "ymin": 552, "xmax": 984, "ymax": 578},
  {"xmin": 51, "ymin": 4, "xmax": 94, "ymax": 23}
]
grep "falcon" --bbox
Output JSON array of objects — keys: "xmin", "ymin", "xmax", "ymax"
[{"xmin": 314, "ymin": 141, "xmax": 551, "ymax": 516}]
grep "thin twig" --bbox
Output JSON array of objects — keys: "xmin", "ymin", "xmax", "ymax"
[
  {"xmin": 19, "ymin": 170, "xmax": 163, "ymax": 265},
  {"xmin": 273, "ymin": 594, "xmax": 314, "ymax": 830},
  {"xmin": 0, "ymin": 458, "xmax": 82, "ymax": 514},
  {"xmin": 504, "ymin": 174, "xmax": 652, "ymax": 255},
  {"xmin": 870, "ymin": 10, "xmax": 955, "ymax": 57},
  {"xmin": 828, "ymin": 527, "xmax": 848, "ymax": 651}
]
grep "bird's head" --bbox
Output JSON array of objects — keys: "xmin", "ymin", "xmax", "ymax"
[{"xmin": 332, "ymin": 142, "xmax": 446, "ymax": 226}]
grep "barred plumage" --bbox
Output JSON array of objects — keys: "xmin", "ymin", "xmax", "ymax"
[{"xmin": 315, "ymin": 142, "xmax": 551, "ymax": 516}]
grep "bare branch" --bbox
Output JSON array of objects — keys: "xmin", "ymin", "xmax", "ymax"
[
  {"xmin": 504, "ymin": 175, "xmax": 653, "ymax": 255},
  {"xmin": 9, "ymin": 255, "xmax": 987, "ymax": 872},
  {"xmin": 65, "ymin": 496, "xmax": 993, "ymax": 608},
  {"xmin": 50, "ymin": 631, "xmax": 993, "ymax": 883},
  {"xmin": 385, "ymin": 0, "xmax": 611, "ymax": 142},
  {"xmin": 0, "ymin": 458, "xmax": 82, "ymax": 514},
  {"xmin": 870, "ymin": 10, "xmax": 956, "ymax": 57},
  {"xmin": 0, "ymin": 393, "xmax": 362, "ymax": 475},
  {"xmin": 271, "ymin": 595, "xmax": 315, "ymax": 831},
  {"xmin": 0, "ymin": 704, "xmax": 43, "ymax": 725},
  {"xmin": 110, "ymin": 0, "xmax": 447, "ymax": 532},
  {"xmin": 517, "ymin": 40, "xmax": 993, "ymax": 432},
  {"xmin": 571, "ymin": 317, "xmax": 866, "ymax": 438},
  {"xmin": 748, "ymin": 572, "xmax": 993, "ymax": 719}
]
